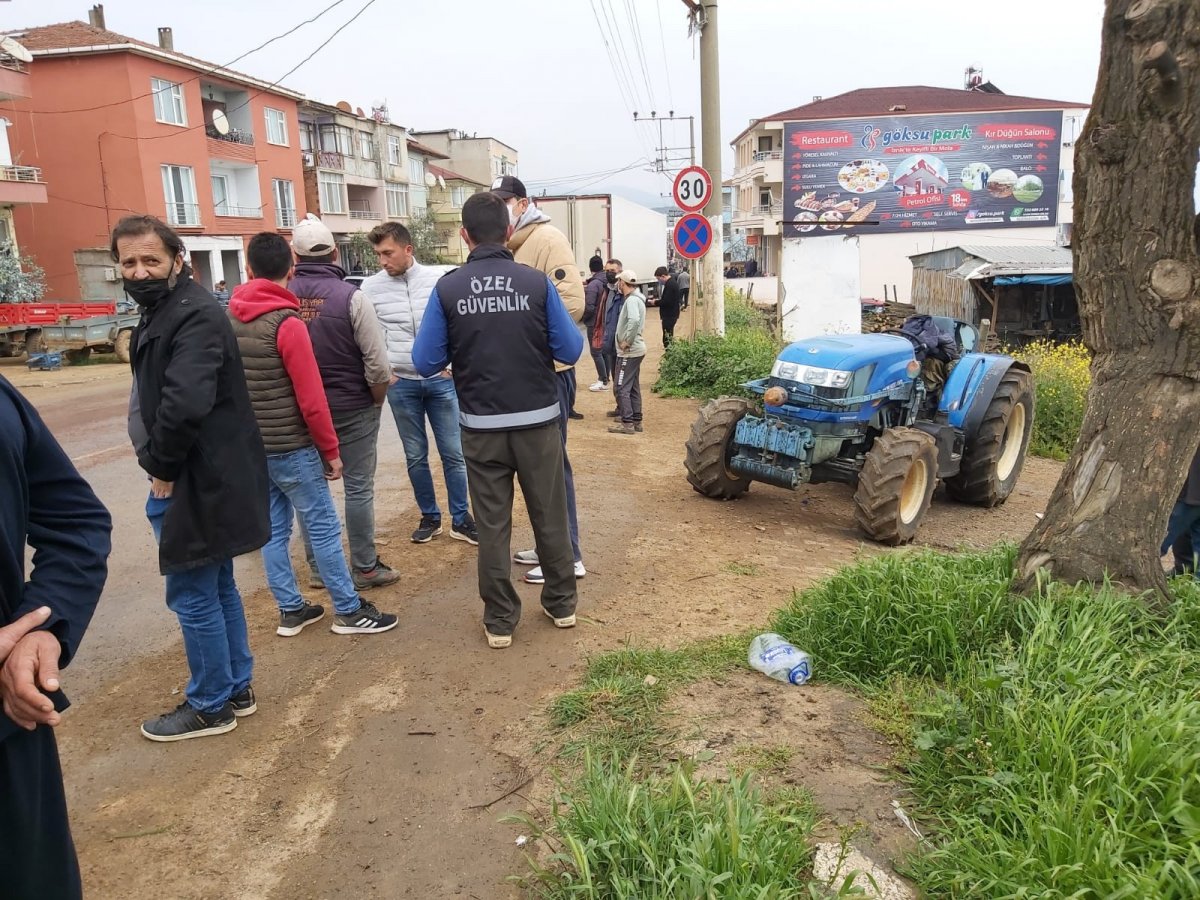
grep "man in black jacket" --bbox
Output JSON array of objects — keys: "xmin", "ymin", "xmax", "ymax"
[
  {"xmin": 0, "ymin": 375, "xmax": 111, "ymax": 899},
  {"xmin": 654, "ymin": 266, "xmax": 682, "ymax": 348},
  {"xmin": 582, "ymin": 255, "xmax": 610, "ymax": 391},
  {"xmin": 115, "ymin": 215, "xmax": 271, "ymax": 742}
]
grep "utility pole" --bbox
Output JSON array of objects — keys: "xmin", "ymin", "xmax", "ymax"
[{"xmin": 685, "ymin": 0, "xmax": 724, "ymax": 335}]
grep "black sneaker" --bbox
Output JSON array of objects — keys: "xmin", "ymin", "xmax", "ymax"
[
  {"xmin": 606, "ymin": 409, "xmax": 620, "ymax": 418},
  {"xmin": 412, "ymin": 515, "xmax": 443, "ymax": 544},
  {"xmin": 353, "ymin": 558, "xmax": 400, "ymax": 589},
  {"xmin": 450, "ymin": 515, "xmax": 480, "ymax": 546},
  {"xmin": 569, "ymin": 410, "xmax": 584, "ymax": 421},
  {"xmin": 277, "ymin": 602, "xmax": 325, "ymax": 637},
  {"xmin": 230, "ymin": 685, "xmax": 257, "ymax": 718},
  {"xmin": 141, "ymin": 701, "xmax": 237, "ymax": 743},
  {"xmin": 331, "ymin": 600, "xmax": 399, "ymax": 635}
]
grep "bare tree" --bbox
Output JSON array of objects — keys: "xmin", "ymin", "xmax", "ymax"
[{"xmin": 1016, "ymin": 0, "xmax": 1200, "ymax": 608}]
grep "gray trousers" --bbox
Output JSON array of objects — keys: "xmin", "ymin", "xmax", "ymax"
[
  {"xmin": 461, "ymin": 422, "xmax": 577, "ymax": 635},
  {"xmin": 301, "ymin": 404, "xmax": 382, "ymax": 572},
  {"xmin": 615, "ymin": 355, "xmax": 644, "ymax": 424}
]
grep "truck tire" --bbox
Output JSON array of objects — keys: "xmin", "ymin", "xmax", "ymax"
[
  {"xmin": 65, "ymin": 348, "xmax": 92, "ymax": 366},
  {"xmin": 854, "ymin": 428, "xmax": 938, "ymax": 545},
  {"xmin": 946, "ymin": 368, "xmax": 1034, "ymax": 507},
  {"xmin": 686, "ymin": 397, "xmax": 752, "ymax": 500},
  {"xmin": 24, "ymin": 331, "xmax": 45, "ymax": 355},
  {"xmin": 114, "ymin": 329, "xmax": 133, "ymax": 363}
]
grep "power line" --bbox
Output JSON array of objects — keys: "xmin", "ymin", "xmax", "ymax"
[
  {"xmin": 654, "ymin": 0, "xmax": 676, "ymax": 110},
  {"xmin": 12, "ymin": 0, "xmax": 354, "ymax": 116},
  {"xmin": 598, "ymin": 0, "xmax": 650, "ymax": 112},
  {"xmin": 622, "ymin": 0, "xmax": 659, "ymax": 113},
  {"xmin": 525, "ymin": 158, "xmax": 649, "ymax": 187},
  {"xmin": 587, "ymin": 0, "xmax": 657, "ymax": 165},
  {"xmin": 586, "ymin": 0, "xmax": 639, "ymax": 118}
]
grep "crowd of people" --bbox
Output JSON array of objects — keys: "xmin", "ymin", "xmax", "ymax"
[{"xmin": 0, "ymin": 175, "xmax": 680, "ymax": 894}]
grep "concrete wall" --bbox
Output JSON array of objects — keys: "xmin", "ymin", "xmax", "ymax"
[{"xmin": 780, "ymin": 237, "xmax": 861, "ymax": 341}]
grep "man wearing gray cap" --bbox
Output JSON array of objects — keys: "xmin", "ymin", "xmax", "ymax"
[{"xmin": 289, "ymin": 215, "xmax": 398, "ymax": 590}]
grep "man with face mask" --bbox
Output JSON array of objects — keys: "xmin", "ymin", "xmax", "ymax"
[
  {"xmin": 116, "ymin": 214, "xmax": 270, "ymax": 742},
  {"xmin": 492, "ymin": 177, "xmax": 588, "ymax": 585},
  {"xmin": 600, "ymin": 259, "xmax": 625, "ymax": 417}
]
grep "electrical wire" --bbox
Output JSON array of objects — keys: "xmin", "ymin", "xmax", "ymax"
[
  {"xmin": 12, "ymin": 0, "xmax": 353, "ymax": 116},
  {"xmin": 622, "ymin": 0, "xmax": 659, "ymax": 114},
  {"xmin": 597, "ymin": 0, "xmax": 649, "ymax": 112},
  {"xmin": 524, "ymin": 158, "xmax": 650, "ymax": 187},
  {"xmin": 586, "ymin": 0, "xmax": 658, "ymax": 165},
  {"xmin": 654, "ymin": 0, "xmax": 676, "ymax": 111},
  {"xmin": 538, "ymin": 159, "xmax": 652, "ymax": 195}
]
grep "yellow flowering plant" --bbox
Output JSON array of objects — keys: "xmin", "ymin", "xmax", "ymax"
[{"xmin": 1008, "ymin": 340, "xmax": 1091, "ymax": 459}]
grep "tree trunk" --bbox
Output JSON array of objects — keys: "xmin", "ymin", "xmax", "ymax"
[{"xmin": 1015, "ymin": 0, "xmax": 1200, "ymax": 609}]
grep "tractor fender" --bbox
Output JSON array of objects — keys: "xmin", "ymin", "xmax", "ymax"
[{"xmin": 940, "ymin": 354, "xmax": 1030, "ymax": 441}]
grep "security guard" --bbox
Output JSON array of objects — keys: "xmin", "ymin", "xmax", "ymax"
[{"xmin": 412, "ymin": 192, "xmax": 584, "ymax": 648}]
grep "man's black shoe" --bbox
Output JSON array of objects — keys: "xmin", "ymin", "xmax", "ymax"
[
  {"xmin": 141, "ymin": 701, "xmax": 237, "ymax": 742},
  {"xmin": 412, "ymin": 515, "xmax": 443, "ymax": 544},
  {"xmin": 569, "ymin": 410, "xmax": 584, "ymax": 420},
  {"xmin": 450, "ymin": 515, "xmax": 480, "ymax": 546},
  {"xmin": 277, "ymin": 602, "xmax": 325, "ymax": 637},
  {"xmin": 230, "ymin": 685, "xmax": 257, "ymax": 717}
]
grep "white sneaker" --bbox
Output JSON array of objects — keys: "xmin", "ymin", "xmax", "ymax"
[
  {"xmin": 543, "ymin": 608, "xmax": 577, "ymax": 629},
  {"xmin": 588, "ymin": 381, "xmax": 609, "ymax": 392},
  {"xmin": 523, "ymin": 561, "xmax": 587, "ymax": 584},
  {"xmin": 513, "ymin": 549, "xmax": 539, "ymax": 566}
]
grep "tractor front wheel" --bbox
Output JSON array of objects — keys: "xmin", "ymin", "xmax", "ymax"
[
  {"xmin": 946, "ymin": 368, "xmax": 1034, "ymax": 507},
  {"xmin": 114, "ymin": 329, "xmax": 133, "ymax": 364},
  {"xmin": 853, "ymin": 428, "xmax": 938, "ymax": 545},
  {"xmin": 685, "ymin": 397, "xmax": 752, "ymax": 500}
]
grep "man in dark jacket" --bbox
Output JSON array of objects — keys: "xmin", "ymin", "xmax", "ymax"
[
  {"xmin": 900, "ymin": 314, "xmax": 960, "ymax": 397},
  {"xmin": 654, "ymin": 265, "xmax": 682, "ymax": 348},
  {"xmin": 0, "ymin": 375, "xmax": 110, "ymax": 899},
  {"xmin": 116, "ymin": 214, "xmax": 270, "ymax": 742},
  {"xmin": 288, "ymin": 215, "xmax": 398, "ymax": 590},
  {"xmin": 412, "ymin": 192, "xmax": 583, "ymax": 649},
  {"xmin": 1162, "ymin": 445, "xmax": 1200, "ymax": 576},
  {"xmin": 600, "ymin": 258, "xmax": 626, "ymax": 419},
  {"xmin": 583, "ymin": 255, "xmax": 610, "ymax": 391}
]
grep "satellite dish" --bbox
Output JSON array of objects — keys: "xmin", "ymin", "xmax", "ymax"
[
  {"xmin": 209, "ymin": 108, "xmax": 230, "ymax": 136},
  {"xmin": 0, "ymin": 37, "xmax": 33, "ymax": 64},
  {"xmin": 437, "ymin": 175, "xmax": 446, "ymax": 190},
  {"xmin": 424, "ymin": 172, "xmax": 436, "ymax": 188}
]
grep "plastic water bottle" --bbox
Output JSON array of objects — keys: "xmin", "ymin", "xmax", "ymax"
[{"xmin": 748, "ymin": 633, "xmax": 812, "ymax": 685}]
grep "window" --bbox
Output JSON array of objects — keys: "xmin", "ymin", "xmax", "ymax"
[
  {"xmin": 319, "ymin": 124, "xmax": 354, "ymax": 157},
  {"xmin": 274, "ymin": 179, "xmax": 296, "ymax": 228},
  {"xmin": 265, "ymin": 108, "xmax": 288, "ymax": 146},
  {"xmin": 211, "ymin": 174, "xmax": 230, "ymax": 216},
  {"xmin": 318, "ymin": 171, "xmax": 345, "ymax": 214},
  {"xmin": 409, "ymin": 155, "xmax": 426, "ymax": 186},
  {"xmin": 757, "ymin": 135, "xmax": 773, "ymax": 152},
  {"xmin": 502, "ymin": 159, "xmax": 517, "ymax": 176},
  {"xmin": 151, "ymin": 78, "xmax": 186, "ymax": 126},
  {"xmin": 490, "ymin": 156, "xmax": 502, "ymax": 177},
  {"xmin": 385, "ymin": 183, "xmax": 408, "ymax": 218},
  {"xmin": 758, "ymin": 189, "xmax": 771, "ymax": 207},
  {"xmin": 161, "ymin": 164, "xmax": 199, "ymax": 226},
  {"xmin": 359, "ymin": 131, "xmax": 374, "ymax": 159},
  {"xmin": 451, "ymin": 186, "xmax": 469, "ymax": 207},
  {"xmin": 410, "ymin": 185, "xmax": 428, "ymax": 216},
  {"xmin": 387, "ymin": 135, "xmax": 402, "ymax": 165},
  {"xmin": 299, "ymin": 123, "xmax": 315, "ymax": 152}
]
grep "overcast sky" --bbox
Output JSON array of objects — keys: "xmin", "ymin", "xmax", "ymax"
[{"xmin": 11, "ymin": 0, "xmax": 1195, "ymax": 209}]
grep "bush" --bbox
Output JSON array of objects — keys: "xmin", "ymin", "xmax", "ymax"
[
  {"xmin": 1010, "ymin": 339, "xmax": 1090, "ymax": 459},
  {"xmin": 655, "ymin": 292, "xmax": 779, "ymax": 399},
  {"xmin": 772, "ymin": 547, "xmax": 1200, "ymax": 897}
]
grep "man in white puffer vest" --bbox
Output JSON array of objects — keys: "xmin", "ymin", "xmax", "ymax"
[{"xmin": 363, "ymin": 222, "xmax": 477, "ymax": 546}]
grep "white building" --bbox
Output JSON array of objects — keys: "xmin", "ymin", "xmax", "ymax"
[{"xmin": 729, "ymin": 86, "xmax": 1089, "ymax": 314}]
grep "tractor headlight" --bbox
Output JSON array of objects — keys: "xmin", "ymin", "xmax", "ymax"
[{"xmin": 770, "ymin": 361, "xmax": 852, "ymax": 388}]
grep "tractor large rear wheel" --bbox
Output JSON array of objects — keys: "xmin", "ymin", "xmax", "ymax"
[
  {"xmin": 854, "ymin": 428, "xmax": 938, "ymax": 545},
  {"xmin": 686, "ymin": 397, "xmax": 752, "ymax": 500},
  {"xmin": 946, "ymin": 368, "xmax": 1034, "ymax": 507},
  {"xmin": 114, "ymin": 328, "xmax": 133, "ymax": 364}
]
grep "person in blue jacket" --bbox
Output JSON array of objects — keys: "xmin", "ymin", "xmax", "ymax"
[
  {"xmin": 412, "ymin": 191, "xmax": 583, "ymax": 649},
  {"xmin": 0, "ymin": 374, "xmax": 111, "ymax": 899}
]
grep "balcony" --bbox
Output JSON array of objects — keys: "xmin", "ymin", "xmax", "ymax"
[
  {"xmin": 0, "ymin": 165, "xmax": 48, "ymax": 205},
  {"xmin": 166, "ymin": 202, "xmax": 201, "ymax": 228},
  {"xmin": 207, "ymin": 135, "xmax": 256, "ymax": 163},
  {"xmin": 349, "ymin": 209, "xmax": 380, "ymax": 221},
  {"xmin": 304, "ymin": 150, "xmax": 345, "ymax": 171},
  {"xmin": 735, "ymin": 149, "xmax": 784, "ymax": 187},
  {"xmin": 276, "ymin": 208, "xmax": 297, "ymax": 229},
  {"xmin": 753, "ymin": 149, "xmax": 782, "ymax": 163},
  {"xmin": 206, "ymin": 125, "xmax": 254, "ymax": 145},
  {"xmin": 0, "ymin": 56, "xmax": 31, "ymax": 102},
  {"xmin": 214, "ymin": 204, "xmax": 262, "ymax": 218}
]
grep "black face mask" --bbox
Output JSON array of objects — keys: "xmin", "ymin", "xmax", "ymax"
[
  {"xmin": 123, "ymin": 274, "xmax": 176, "ymax": 309},
  {"xmin": 605, "ymin": 272, "xmax": 617, "ymax": 285}
]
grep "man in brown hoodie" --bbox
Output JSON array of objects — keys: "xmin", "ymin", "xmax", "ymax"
[{"xmin": 493, "ymin": 176, "xmax": 589, "ymax": 585}]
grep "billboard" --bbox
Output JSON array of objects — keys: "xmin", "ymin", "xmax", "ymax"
[{"xmin": 782, "ymin": 110, "xmax": 1063, "ymax": 237}]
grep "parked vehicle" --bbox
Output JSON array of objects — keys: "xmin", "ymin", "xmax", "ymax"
[
  {"xmin": 530, "ymin": 194, "xmax": 668, "ymax": 292},
  {"xmin": 0, "ymin": 300, "xmax": 139, "ymax": 362},
  {"xmin": 684, "ymin": 320, "xmax": 1034, "ymax": 544}
]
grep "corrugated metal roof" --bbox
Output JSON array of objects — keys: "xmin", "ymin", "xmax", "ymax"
[{"xmin": 929, "ymin": 244, "xmax": 1072, "ymax": 279}]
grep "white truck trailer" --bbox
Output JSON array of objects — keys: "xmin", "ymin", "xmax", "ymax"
[{"xmin": 532, "ymin": 194, "xmax": 668, "ymax": 291}]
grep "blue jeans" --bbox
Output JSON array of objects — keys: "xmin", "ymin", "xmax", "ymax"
[
  {"xmin": 263, "ymin": 445, "xmax": 362, "ymax": 616},
  {"xmin": 387, "ymin": 376, "xmax": 470, "ymax": 525},
  {"xmin": 146, "ymin": 495, "xmax": 253, "ymax": 714},
  {"xmin": 1162, "ymin": 500, "xmax": 1200, "ymax": 576},
  {"xmin": 555, "ymin": 369, "xmax": 583, "ymax": 562}
]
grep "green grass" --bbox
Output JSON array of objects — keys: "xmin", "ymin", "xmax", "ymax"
[
  {"xmin": 508, "ymin": 753, "xmax": 828, "ymax": 899},
  {"xmin": 771, "ymin": 546, "xmax": 1200, "ymax": 898},
  {"xmin": 655, "ymin": 293, "xmax": 781, "ymax": 400},
  {"xmin": 724, "ymin": 561, "xmax": 763, "ymax": 577}
]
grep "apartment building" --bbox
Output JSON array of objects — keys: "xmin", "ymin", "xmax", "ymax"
[
  {"xmin": 3, "ymin": 13, "xmax": 307, "ymax": 298},
  {"xmin": 729, "ymin": 85, "xmax": 1087, "ymax": 299},
  {"xmin": 0, "ymin": 37, "xmax": 47, "ymax": 254},
  {"xmin": 298, "ymin": 99, "xmax": 416, "ymax": 271},
  {"xmin": 408, "ymin": 128, "xmax": 517, "ymax": 188},
  {"xmin": 428, "ymin": 163, "xmax": 485, "ymax": 263}
]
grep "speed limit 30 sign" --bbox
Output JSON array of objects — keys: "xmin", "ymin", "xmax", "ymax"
[{"xmin": 672, "ymin": 165, "xmax": 713, "ymax": 213}]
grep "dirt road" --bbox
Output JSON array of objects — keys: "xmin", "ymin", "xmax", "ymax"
[{"xmin": 5, "ymin": 324, "xmax": 1060, "ymax": 899}]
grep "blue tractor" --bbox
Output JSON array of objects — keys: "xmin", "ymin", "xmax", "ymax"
[{"xmin": 684, "ymin": 320, "xmax": 1034, "ymax": 544}]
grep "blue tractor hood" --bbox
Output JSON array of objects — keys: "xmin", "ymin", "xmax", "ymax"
[{"xmin": 776, "ymin": 334, "xmax": 915, "ymax": 377}]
